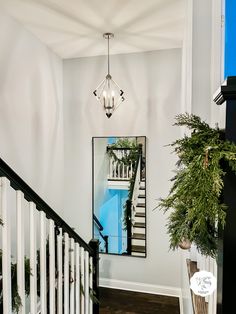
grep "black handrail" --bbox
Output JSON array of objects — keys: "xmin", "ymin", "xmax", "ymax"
[
  {"xmin": 93, "ymin": 214, "xmax": 103, "ymax": 231},
  {"xmin": 0, "ymin": 158, "xmax": 94, "ymax": 255},
  {"xmin": 93, "ymin": 214, "xmax": 109, "ymax": 253},
  {"xmin": 126, "ymin": 146, "xmax": 142, "ymax": 254},
  {"xmin": 107, "ymin": 147, "xmax": 135, "ymax": 151}
]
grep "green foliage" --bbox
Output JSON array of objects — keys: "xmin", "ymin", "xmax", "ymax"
[
  {"xmin": 0, "ymin": 238, "xmax": 97, "ymax": 312},
  {"xmin": 158, "ymin": 113, "xmax": 236, "ymax": 258},
  {"xmin": 0, "ymin": 250, "xmax": 31, "ymax": 313},
  {"xmin": 107, "ymin": 138, "xmax": 139, "ymax": 167}
]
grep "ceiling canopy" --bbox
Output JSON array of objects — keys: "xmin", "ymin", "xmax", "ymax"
[{"xmin": 0, "ymin": 0, "xmax": 186, "ymax": 59}]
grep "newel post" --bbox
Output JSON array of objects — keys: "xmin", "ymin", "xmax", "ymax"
[
  {"xmin": 214, "ymin": 76, "xmax": 236, "ymax": 314},
  {"xmin": 89, "ymin": 239, "xmax": 99, "ymax": 313}
]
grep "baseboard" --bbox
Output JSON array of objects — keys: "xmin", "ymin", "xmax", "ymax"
[{"xmin": 99, "ymin": 278, "xmax": 181, "ymax": 298}]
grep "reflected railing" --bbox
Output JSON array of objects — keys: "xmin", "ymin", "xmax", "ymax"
[{"xmin": 93, "ymin": 214, "xmax": 108, "ymax": 253}]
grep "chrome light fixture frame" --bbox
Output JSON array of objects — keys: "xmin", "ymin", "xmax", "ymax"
[{"xmin": 93, "ymin": 33, "xmax": 125, "ymax": 118}]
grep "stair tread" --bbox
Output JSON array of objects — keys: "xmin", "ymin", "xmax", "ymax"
[
  {"xmin": 132, "ymin": 233, "xmax": 146, "ymax": 240},
  {"xmin": 136, "ymin": 203, "xmax": 145, "ymax": 207},
  {"xmin": 138, "ymin": 195, "xmax": 145, "ymax": 198},
  {"xmin": 139, "ymin": 187, "xmax": 145, "ymax": 190},
  {"xmin": 133, "ymin": 222, "xmax": 145, "ymax": 228},
  {"xmin": 132, "ymin": 245, "xmax": 146, "ymax": 253},
  {"xmin": 135, "ymin": 212, "xmax": 145, "ymax": 218}
]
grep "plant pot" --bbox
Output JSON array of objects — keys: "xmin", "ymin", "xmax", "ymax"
[{"xmin": 178, "ymin": 239, "xmax": 191, "ymax": 250}]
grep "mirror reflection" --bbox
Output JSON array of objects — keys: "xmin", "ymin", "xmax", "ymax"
[{"xmin": 93, "ymin": 136, "xmax": 146, "ymax": 257}]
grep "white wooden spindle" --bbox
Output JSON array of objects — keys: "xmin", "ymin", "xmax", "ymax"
[
  {"xmin": 109, "ymin": 158, "xmax": 113, "ymax": 179},
  {"xmin": 118, "ymin": 163, "xmax": 121, "ymax": 179},
  {"xmin": 75, "ymin": 243, "xmax": 81, "ymax": 314},
  {"xmin": 89, "ymin": 257, "xmax": 93, "ymax": 314},
  {"xmin": 70, "ymin": 238, "xmax": 75, "ymax": 314},
  {"xmin": 16, "ymin": 190, "xmax": 25, "ymax": 314},
  {"xmin": 85, "ymin": 251, "xmax": 89, "ymax": 314},
  {"xmin": 57, "ymin": 228, "xmax": 63, "ymax": 314},
  {"xmin": 122, "ymin": 150, "xmax": 125, "ymax": 179},
  {"xmin": 126, "ymin": 165, "xmax": 129, "ymax": 179},
  {"xmin": 40, "ymin": 211, "xmax": 47, "ymax": 314},
  {"xmin": 64, "ymin": 233, "xmax": 70, "ymax": 314},
  {"xmin": 30, "ymin": 202, "xmax": 37, "ymax": 314},
  {"xmin": 1, "ymin": 177, "xmax": 12, "ymax": 313},
  {"xmin": 49, "ymin": 219, "xmax": 55, "ymax": 313},
  {"xmin": 80, "ymin": 247, "xmax": 85, "ymax": 314}
]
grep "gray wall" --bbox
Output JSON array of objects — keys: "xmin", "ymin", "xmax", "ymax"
[
  {"xmin": 63, "ymin": 49, "xmax": 183, "ymax": 292},
  {"xmin": 0, "ymin": 10, "xmax": 64, "ymax": 213}
]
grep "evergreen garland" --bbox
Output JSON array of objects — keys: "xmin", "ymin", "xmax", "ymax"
[{"xmin": 158, "ymin": 113, "xmax": 236, "ymax": 258}]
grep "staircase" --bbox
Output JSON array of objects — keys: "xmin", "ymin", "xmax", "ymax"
[
  {"xmin": 131, "ymin": 179, "xmax": 146, "ymax": 257},
  {"xmin": 0, "ymin": 158, "xmax": 99, "ymax": 314}
]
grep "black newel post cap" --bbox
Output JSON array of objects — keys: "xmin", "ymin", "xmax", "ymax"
[{"xmin": 214, "ymin": 76, "xmax": 236, "ymax": 105}]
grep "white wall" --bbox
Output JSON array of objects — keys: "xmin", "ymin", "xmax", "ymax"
[
  {"xmin": 63, "ymin": 49, "xmax": 182, "ymax": 292},
  {"xmin": 93, "ymin": 138, "xmax": 108, "ymax": 216},
  {"xmin": 0, "ymin": 10, "xmax": 64, "ymax": 213},
  {"xmin": 180, "ymin": 1, "xmax": 224, "ymax": 313}
]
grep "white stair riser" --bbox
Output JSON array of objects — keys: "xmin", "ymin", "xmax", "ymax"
[
  {"xmin": 139, "ymin": 181, "xmax": 145, "ymax": 188},
  {"xmin": 131, "ymin": 252, "xmax": 146, "ymax": 257},
  {"xmin": 133, "ymin": 216, "xmax": 145, "ymax": 223},
  {"xmin": 139, "ymin": 189, "xmax": 145, "ymax": 196},
  {"xmin": 131, "ymin": 239, "xmax": 145, "ymax": 246},
  {"xmin": 132, "ymin": 227, "xmax": 146, "ymax": 234},
  {"xmin": 137, "ymin": 198, "xmax": 145, "ymax": 204},
  {"xmin": 135, "ymin": 207, "xmax": 145, "ymax": 214}
]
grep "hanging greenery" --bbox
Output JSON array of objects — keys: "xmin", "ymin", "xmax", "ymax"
[
  {"xmin": 0, "ymin": 250, "xmax": 31, "ymax": 313},
  {"xmin": 106, "ymin": 138, "xmax": 139, "ymax": 167},
  {"xmin": 0, "ymin": 237, "xmax": 98, "ymax": 313},
  {"xmin": 158, "ymin": 113, "xmax": 236, "ymax": 258}
]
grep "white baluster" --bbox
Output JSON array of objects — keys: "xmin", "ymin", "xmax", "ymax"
[
  {"xmin": 64, "ymin": 233, "xmax": 70, "ymax": 314},
  {"xmin": 130, "ymin": 162, "xmax": 133, "ymax": 179},
  {"xmin": 118, "ymin": 163, "xmax": 121, "ymax": 179},
  {"xmin": 1, "ymin": 177, "xmax": 12, "ymax": 313},
  {"xmin": 75, "ymin": 243, "xmax": 81, "ymax": 314},
  {"xmin": 49, "ymin": 219, "xmax": 55, "ymax": 313},
  {"xmin": 126, "ymin": 165, "xmax": 129, "ymax": 179},
  {"xmin": 109, "ymin": 158, "xmax": 112, "ymax": 179},
  {"xmin": 40, "ymin": 211, "xmax": 47, "ymax": 314},
  {"xmin": 122, "ymin": 151, "xmax": 125, "ymax": 179},
  {"xmin": 16, "ymin": 190, "xmax": 25, "ymax": 314},
  {"xmin": 30, "ymin": 202, "xmax": 37, "ymax": 314},
  {"xmin": 57, "ymin": 228, "xmax": 63, "ymax": 314},
  {"xmin": 89, "ymin": 257, "xmax": 93, "ymax": 314},
  {"xmin": 80, "ymin": 247, "xmax": 85, "ymax": 314},
  {"xmin": 70, "ymin": 238, "xmax": 75, "ymax": 314},
  {"xmin": 85, "ymin": 251, "xmax": 89, "ymax": 314}
]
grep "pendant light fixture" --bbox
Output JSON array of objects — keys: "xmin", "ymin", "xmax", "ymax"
[{"xmin": 93, "ymin": 33, "xmax": 125, "ymax": 118}]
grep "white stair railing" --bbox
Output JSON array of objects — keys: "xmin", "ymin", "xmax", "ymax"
[
  {"xmin": 0, "ymin": 158, "xmax": 99, "ymax": 314},
  {"xmin": 108, "ymin": 149, "xmax": 133, "ymax": 180}
]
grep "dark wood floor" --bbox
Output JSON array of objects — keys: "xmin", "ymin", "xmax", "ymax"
[{"xmin": 100, "ymin": 287, "xmax": 180, "ymax": 314}]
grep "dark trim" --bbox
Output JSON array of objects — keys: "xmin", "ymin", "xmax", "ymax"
[
  {"xmin": 93, "ymin": 214, "xmax": 104, "ymax": 231},
  {"xmin": 92, "ymin": 136, "xmax": 147, "ymax": 258},
  {"xmin": 213, "ymin": 76, "xmax": 236, "ymax": 105},
  {"xmin": 107, "ymin": 147, "xmax": 134, "ymax": 151},
  {"xmin": 0, "ymin": 157, "xmax": 94, "ymax": 255},
  {"xmin": 126, "ymin": 199, "xmax": 132, "ymax": 255},
  {"xmin": 213, "ymin": 76, "xmax": 236, "ymax": 314},
  {"xmin": 89, "ymin": 239, "xmax": 100, "ymax": 313}
]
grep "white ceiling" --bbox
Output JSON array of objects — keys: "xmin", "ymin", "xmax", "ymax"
[{"xmin": 0, "ymin": 0, "xmax": 186, "ymax": 59}]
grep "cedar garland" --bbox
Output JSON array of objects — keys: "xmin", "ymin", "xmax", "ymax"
[{"xmin": 158, "ymin": 113, "xmax": 236, "ymax": 258}]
